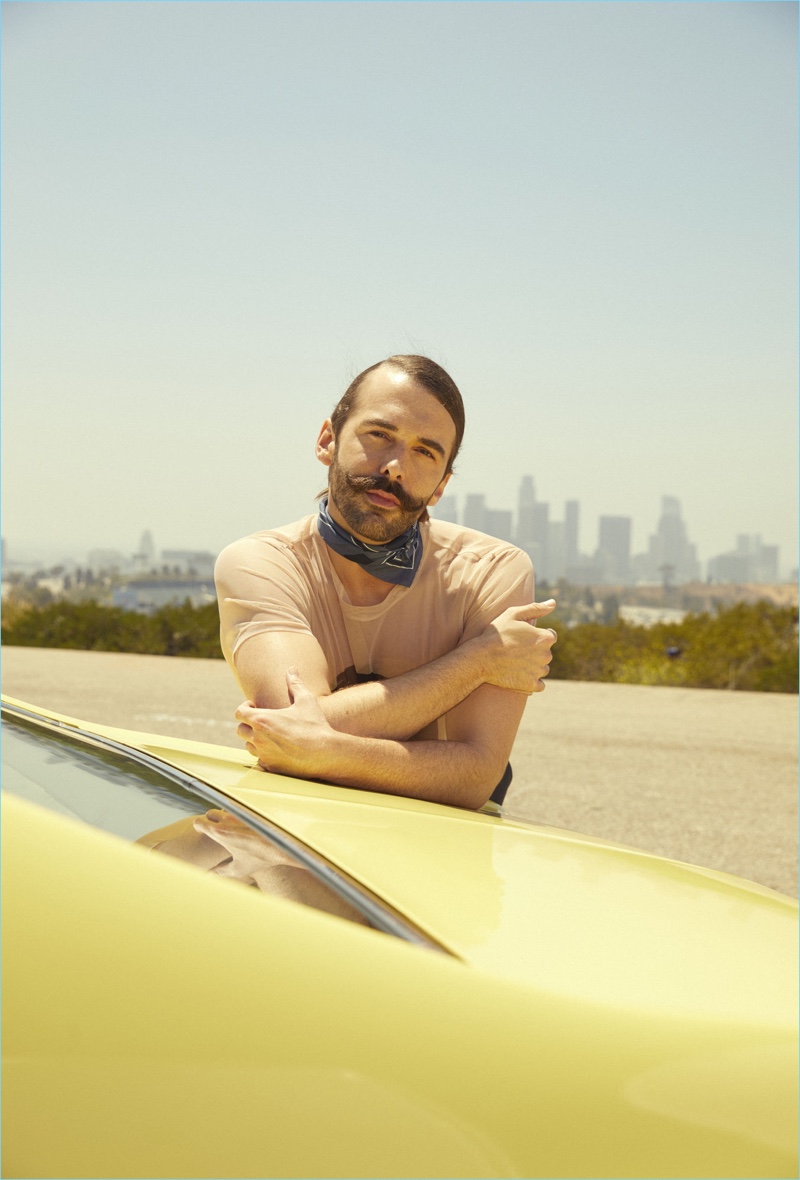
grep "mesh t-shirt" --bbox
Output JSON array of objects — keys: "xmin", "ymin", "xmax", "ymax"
[{"xmin": 215, "ymin": 514, "xmax": 534, "ymax": 694}]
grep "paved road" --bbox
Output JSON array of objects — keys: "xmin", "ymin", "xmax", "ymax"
[{"xmin": 3, "ymin": 646, "xmax": 797, "ymax": 896}]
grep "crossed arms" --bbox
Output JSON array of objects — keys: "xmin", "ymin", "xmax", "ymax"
[{"xmin": 232, "ymin": 601, "xmax": 557, "ymax": 810}]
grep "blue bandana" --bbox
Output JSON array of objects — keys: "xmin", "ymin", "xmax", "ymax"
[{"xmin": 317, "ymin": 497, "xmax": 423, "ymax": 587}]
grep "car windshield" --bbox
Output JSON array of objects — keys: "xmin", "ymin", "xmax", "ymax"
[
  {"xmin": 1, "ymin": 706, "xmax": 443, "ymax": 947},
  {"xmin": 3, "ymin": 711, "xmax": 208, "ymax": 837}
]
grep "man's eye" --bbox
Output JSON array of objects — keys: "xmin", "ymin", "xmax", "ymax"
[{"xmin": 417, "ymin": 448, "xmax": 435, "ymax": 460}]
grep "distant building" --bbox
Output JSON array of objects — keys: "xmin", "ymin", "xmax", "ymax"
[
  {"xmin": 635, "ymin": 496, "xmax": 700, "ymax": 584},
  {"xmin": 619, "ymin": 605, "xmax": 687, "ymax": 628},
  {"xmin": 463, "ymin": 494, "xmax": 486, "ymax": 533},
  {"xmin": 516, "ymin": 476, "xmax": 536, "ymax": 548},
  {"xmin": 484, "ymin": 509, "xmax": 513, "ymax": 542},
  {"xmin": 564, "ymin": 500, "xmax": 580, "ymax": 569},
  {"xmin": 432, "ymin": 495, "xmax": 459, "ymax": 524},
  {"xmin": 707, "ymin": 534, "xmax": 781, "ymax": 583},
  {"xmin": 706, "ymin": 552, "xmax": 750, "ymax": 583},
  {"xmin": 545, "ymin": 521, "xmax": 566, "ymax": 581},
  {"xmin": 596, "ymin": 516, "xmax": 632, "ymax": 584},
  {"xmin": 113, "ymin": 578, "xmax": 216, "ymax": 614},
  {"xmin": 87, "ymin": 549, "xmax": 126, "ymax": 573},
  {"xmin": 132, "ymin": 529, "xmax": 157, "ymax": 572},
  {"xmin": 161, "ymin": 550, "xmax": 217, "ymax": 578}
]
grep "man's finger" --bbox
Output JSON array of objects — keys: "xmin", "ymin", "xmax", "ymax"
[
  {"xmin": 235, "ymin": 701, "xmax": 258, "ymax": 722},
  {"xmin": 507, "ymin": 599, "xmax": 557, "ymax": 621},
  {"xmin": 286, "ymin": 667, "xmax": 314, "ymax": 702}
]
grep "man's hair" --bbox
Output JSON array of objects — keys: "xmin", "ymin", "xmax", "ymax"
[{"xmin": 330, "ymin": 355, "xmax": 465, "ymax": 474}]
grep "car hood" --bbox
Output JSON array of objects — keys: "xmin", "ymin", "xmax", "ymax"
[{"xmin": 7, "ymin": 701, "xmax": 797, "ymax": 1029}]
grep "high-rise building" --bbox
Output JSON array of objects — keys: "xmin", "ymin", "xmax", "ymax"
[
  {"xmin": 547, "ymin": 521, "xmax": 566, "ymax": 581},
  {"xmin": 516, "ymin": 476, "xmax": 536, "ymax": 547},
  {"xmin": 639, "ymin": 496, "xmax": 700, "ymax": 584},
  {"xmin": 485, "ymin": 509, "xmax": 513, "ymax": 543},
  {"xmin": 518, "ymin": 501, "xmax": 550, "ymax": 578},
  {"xmin": 133, "ymin": 530, "xmax": 156, "ymax": 572},
  {"xmin": 708, "ymin": 535, "xmax": 781, "ymax": 583},
  {"xmin": 596, "ymin": 516, "xmax": 632, "ymax": 584},
  {"xmin": 564, "ymin": 501, "xmax": 580, "ymax": 568},
  {"xmin": 463, "ymin": 494, "xmax": 487, "ymax": 533}
]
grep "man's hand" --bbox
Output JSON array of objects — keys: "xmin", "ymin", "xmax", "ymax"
[
  {"xmin": 478, "ymin": 599, "xmax": 557, "ymax": 694},
  {"xmin": 236, "ymin": 668, "xmax": 335, "ymax": 777},
  {"xmin": 193, "ymin": 809, "xmax": 293, "ymax": 882}
]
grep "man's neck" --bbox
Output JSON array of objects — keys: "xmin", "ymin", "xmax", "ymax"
[{"xmin": 324, "ymin": 546, "xmax": 396, "ymax": 606}]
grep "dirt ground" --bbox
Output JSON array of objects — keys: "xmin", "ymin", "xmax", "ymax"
[{"xmin": 3, "ymin": 645, "xmax": 797, "ymax": 896}]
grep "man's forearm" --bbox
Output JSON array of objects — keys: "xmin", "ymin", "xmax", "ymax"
[
  {"xmin": 317, "ymin": 637, "xmax": 491, "ymax": 740},
  {"xmin": 290, "ymin": 726, "xmax": 502, "ymax": 810}
]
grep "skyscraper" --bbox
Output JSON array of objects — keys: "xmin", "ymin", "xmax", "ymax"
[
  {"xmin": 596, "ymin": 516, "xmax": 632, "ymax": 584},
  {"xmin": 516, "ymin": 476, "xmax": 536, "ymax": 547},
  {"xmin": 564, "ymin": 500, "xmax": 580, "ymax": 568},
  {"xmin": 643, "ymin": 497, "xmax": 700, "ymax": 584},
  {"xmin": 463, "ymin": 494, "xmax": 486, "ymax": 533},
  {"xmin": 485, "ymin": 509, "xmax": 513, "ymax": 542}
]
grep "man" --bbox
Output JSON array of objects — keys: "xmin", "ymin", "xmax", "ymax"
[{"xmin": 215, "ymin": 354, "xmax": 556, "ymax": 810}]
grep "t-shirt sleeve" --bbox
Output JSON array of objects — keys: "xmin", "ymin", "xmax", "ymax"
[
  {"xmin": 457, "ymin": 546, "xmax": 535, "ymax": 645},
  {"xmin": 214, "ymin": 536, "xmax": 315, "ymax": 666}
]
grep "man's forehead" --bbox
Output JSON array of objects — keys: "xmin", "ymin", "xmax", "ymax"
[{"xmin": 352, "ymin": 368, "xmax": 456, "ymax": 437}]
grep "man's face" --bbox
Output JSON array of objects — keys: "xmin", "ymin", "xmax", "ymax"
[{"xmin": 318, "ymin": 367, "xmax": 456, "ymax": 543}]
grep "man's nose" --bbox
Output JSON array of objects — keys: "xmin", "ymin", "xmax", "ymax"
[{"xmin": 381, "ymin": 451, "xmax": 405, "ymax": 481}]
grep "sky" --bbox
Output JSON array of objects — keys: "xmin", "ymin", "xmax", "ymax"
[{"xmin": 2, "ymin": 0, "xmax": 797, "ymax": 574}]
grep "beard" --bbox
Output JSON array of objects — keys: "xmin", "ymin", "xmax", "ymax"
[{"xmin": 328, "ymin": 457, "xmax": 427, "ymax": 543}]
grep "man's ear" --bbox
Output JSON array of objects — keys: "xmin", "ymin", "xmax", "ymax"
[
  {"xmin": 316, "ymin": 420, "xmax": 336, "ymax": 468},
  {"xmin": 426, "ymin": 472, "xmax": 452, "ymax": 509}
]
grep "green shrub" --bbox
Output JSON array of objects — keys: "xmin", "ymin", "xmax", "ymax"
[
  {"xmin": 549, "ymin": 601, "xmax": 797, "ymax": 693},
  {"xmin": 1, "ymin": 599, "xmax": 223, "ymax": 659}
]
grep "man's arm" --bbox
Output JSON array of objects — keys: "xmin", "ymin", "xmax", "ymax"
[
  {"xmin": 232, "ymin": 600, "xmax": 557, "ymax": 742},
  {"xmin": 237, "ymin": 670, "xmax": 528, "ymax": 811}
]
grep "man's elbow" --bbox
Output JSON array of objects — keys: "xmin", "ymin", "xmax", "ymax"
[{"xmin": 453, "ymin": 751, "xmax": 509, "ymax": 811}]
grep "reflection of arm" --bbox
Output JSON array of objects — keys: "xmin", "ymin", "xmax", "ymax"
[{"xmin": 193, "ymin": 810, "xmax": 369, "ymax": 925}]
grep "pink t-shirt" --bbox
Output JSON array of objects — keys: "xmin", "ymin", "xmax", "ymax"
[{"xmin": 215, "ymin": 514, "xmax": 534, "ymax": 693}]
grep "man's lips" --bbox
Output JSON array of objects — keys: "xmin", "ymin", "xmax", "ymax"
[{"xmin": 365, "ymin": 489, "xmax": 401, "ymax": 509}]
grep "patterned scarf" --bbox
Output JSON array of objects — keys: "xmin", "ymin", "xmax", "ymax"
[{"xmin": 317, "ymin": 497, "xmax": 423, "ymax": 587}]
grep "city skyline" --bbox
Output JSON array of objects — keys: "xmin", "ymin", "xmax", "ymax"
[
  {"xmin": 4, "ymin": 472, "xmax": 793, "ymax": 585},
  {"xmin": 434, "ymin": 479, "xmax": 788, "ymax": 584},
  {"xmin": 3, "ymin": 4, "xmax": 797, "ymax": 573}
]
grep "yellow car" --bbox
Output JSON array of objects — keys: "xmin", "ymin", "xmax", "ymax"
[{"xmin": 2, "ymin": 694, "xmax": 797, "ymax": 1179}]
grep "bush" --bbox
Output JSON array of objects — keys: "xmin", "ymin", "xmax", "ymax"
[
  {"xmin": 548, "ymin": 601, "xmax": 798, "ymax": 693},
  {"xmin": 1, "ymin": 599, "xmax": 223, "ymax": 659}
]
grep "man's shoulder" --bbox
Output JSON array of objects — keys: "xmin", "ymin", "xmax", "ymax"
[
  {"xmin": 425, "ymin": 518, "xmax": 531, "ymax": 568},
  {"xmin": 215, "ymin": 515, "xmax": 321, "ymax": 575}
]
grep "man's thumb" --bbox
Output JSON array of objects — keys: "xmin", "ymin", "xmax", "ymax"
[
  {"xmin": 286, "ymin": 667, "xmax": 310, "ymax": 700},
  {"xmin": 514, "ymin": 599, "xmax": 556, "ymax": 620}
]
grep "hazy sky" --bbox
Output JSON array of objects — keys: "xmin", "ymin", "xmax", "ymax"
[{"xmin": 3, "ymin": 1, "xmax": 797, "ymax": 572}]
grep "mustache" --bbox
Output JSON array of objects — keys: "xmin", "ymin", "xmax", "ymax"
[{"xmin": 346, "ymin": 473, "xmax": 426, "ymax": 513}]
